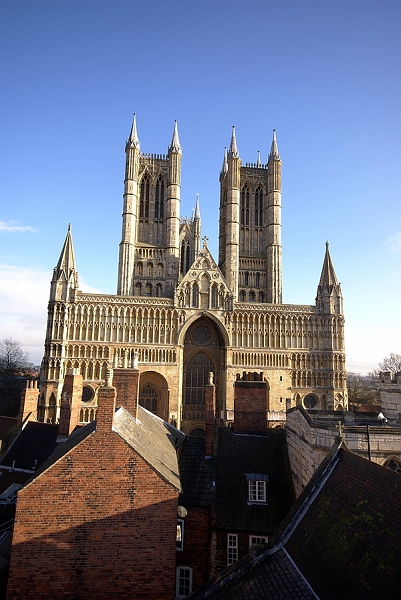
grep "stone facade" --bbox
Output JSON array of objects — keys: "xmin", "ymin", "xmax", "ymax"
[
  {"xmin": 379, "ymin": 371, "xmax": 401, "ymax": 422},
  {"xmin": 286, "ymin": 406, "xmax": 401, "ymax": 497},
  {"xmin": 38, "ymin": 119, "xmax": 348, "ymax": 435}
]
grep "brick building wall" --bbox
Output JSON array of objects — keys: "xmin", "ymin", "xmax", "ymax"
[
  {"xmin": 7, "ymin": 415, "xmax": 179, "ymax": 598},
  {"xmin": 177, "ymin": 507, "xmax": 211, "ymax": 591}
]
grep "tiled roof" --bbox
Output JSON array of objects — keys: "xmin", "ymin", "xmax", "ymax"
[
  {"xmin": 214, "ymin": 428, "xmax": 295, "ymax": 532},
  {"xmin": 188, "ymin": 547, "xmax": 317, "ymax": 599},
  {"xmin": 0, "ymin": 422, "xmax": 59, "ymax": 471},
  {"xmin": 179, "ymin": 437, "xmax": 213, "ymax": 507}
]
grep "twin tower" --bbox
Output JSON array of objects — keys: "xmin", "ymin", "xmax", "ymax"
[{"xmin": 117, "ymin": 116, "xmax": 282, "ymax": 304}]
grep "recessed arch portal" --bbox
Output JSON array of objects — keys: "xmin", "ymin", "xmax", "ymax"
[{"xmin": 182, "ymin": 316, "xmax": 226, "ymax": 432}]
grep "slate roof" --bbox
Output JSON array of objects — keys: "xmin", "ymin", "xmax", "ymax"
[
  {"xmin": 179, "ymin": 437, "xmax": 213, "ymax": 507},
  {"xmin": 188, "ymin": 547, "xmax": 317, "ymax": 599},
  {"xmin": 113, "ymin": 406, "xmax": 183, "ymax": 490},
  {"xmin": 188, "ymin": 446, "xmax": 401, "ymax": 600},
  {"xmin": 214, "ymin": 427, "xmax": 295, "ymax": 533},
  {"xmin": 0, "ymin": 422, "xmax": 59, "ymax": 471}
]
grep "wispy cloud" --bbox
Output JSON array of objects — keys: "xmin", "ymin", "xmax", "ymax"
[
  {"xmin": 387, "ymin": 230, "xmax": 401, "ymax": 253},
  {"xmin": 0, "ymin": 220, "xmax": 38, "ymax": 233},
  {"xmin": 0, "ymin": 264, "xmax": 103, "ymax": 365}
]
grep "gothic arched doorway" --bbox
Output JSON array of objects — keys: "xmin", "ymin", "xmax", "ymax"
[{"xmin": 182, "ymin": 317, "xmax": 225, "ymax": 432}]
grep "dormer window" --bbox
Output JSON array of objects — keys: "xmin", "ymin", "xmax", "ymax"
[{"xmin": 245, "ymin": 473, "xmax": 268, "ymax": 504}]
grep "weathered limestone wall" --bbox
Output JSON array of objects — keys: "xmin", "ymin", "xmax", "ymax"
[{"xmin": 286, "ymin": 406, "xmax": 401, "ymax": 497}]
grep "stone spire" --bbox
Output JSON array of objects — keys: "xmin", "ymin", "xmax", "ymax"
[
  {"xmin": 228, "ymin": 126, "xmax": 239, "ymax": 158},
  {"xmin": 50, "ymin": 225, "xmax": 79, "ymax": 301},
  {"xmin": 54, "ymin": 224, "xmax": 77, "ymax": 283},
  {"xmin": 126, "ymin": 113, "xmax": 140, "ymax": 149},
  {"xmin": 318, "ymin": 242, "xmax": 339, "ymax": 288},
  {"xmin": 316, "ymin": 242, "xmax": 343, "ymax": 314},
  {"xmin": 269, "ymin": 129, "xmax": 280, "ymax": 161},
  {"xmin": 257, "ymin": 150, "xmax": 261, "ymax": 167},
  {"xmin": 168, "ymin": 120, "xmax": 182, "ymax": 155}
]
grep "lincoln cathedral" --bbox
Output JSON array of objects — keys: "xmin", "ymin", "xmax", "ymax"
[{"xmin": 38, "ymin": 117, "xmax": 348, "ymax": 432}]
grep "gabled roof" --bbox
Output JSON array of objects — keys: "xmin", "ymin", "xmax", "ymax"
[
  {"xmin": 24, "ymin": 405, "xmax": 183, "ymax": 491},
  {"xmin": 176, "ymin": 244, "xmax": 230, "ymax": 295},
  {"xmin": 214, "ymin": 428, "xmax": 295, "ymax": 533},
  {"xmin": 189, "ymin": 447, "xmax": 401, "ymax": 599},
  {"xmin": 113, "ymin": 406, "xmax": 182, "ymax": 490}
]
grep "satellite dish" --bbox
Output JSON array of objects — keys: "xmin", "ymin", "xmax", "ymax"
[{"xmin": 178, "ymin": 506, "xmax": 187, "ymax": 518}]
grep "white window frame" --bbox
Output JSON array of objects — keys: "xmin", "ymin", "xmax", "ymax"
[
  {"xmin": 177, "ymin": 518, "xmax": 184, "ymax": 551},
  {"xmin": 227, "ymin": 533, "xmax": 238, "ymax": 565},
  {"xmin": 249, "ymin": 535, "xmax": 269, "ymax": 547},
  {"xmin": 248, "ymin": 479, "xmax": 266, "ymax": 503},
  {"xmin": 176, "ymin": 566, "xmax": 193, "ymax": 598}
]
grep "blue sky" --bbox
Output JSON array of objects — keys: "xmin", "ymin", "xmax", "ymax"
[{"xmin": 1, "ymin": 0, "xmax": 400, "ymax": 371}]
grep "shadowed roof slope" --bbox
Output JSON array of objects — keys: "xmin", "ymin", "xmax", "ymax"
[{"xmin": 187, "ymin": 447, "xmax": 401, "ymax": 600}]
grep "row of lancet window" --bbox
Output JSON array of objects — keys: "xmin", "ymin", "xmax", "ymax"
[
  {"xmin": 135, "ymin": 283, "xmax": 163, "ymax": 297},
  {"xmin": 240, "ymin": 186, "xmax": 264, "ymax": 226},
  {"xmin": 137, "ymin": 262, "xmax": 164, "ymax": 277},
  {"xmin": 239, "ymin": 290, "xmax": 265, "ymax": 303},
  {"xmin": 139, "ymin": 176, "xmax": 164, "ymax": 219}
]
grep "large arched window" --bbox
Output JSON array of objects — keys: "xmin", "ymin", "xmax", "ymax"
[
  {"xmin": 140, "ymin": 176, "xmax": 150, "ymax": 218},
  {"xmin": 184, "ymin": 353, "xmax": 214, "ymax": 406},
  {"xmin": 241, "ymin": 186, "xmax": 250, "ymax": 225},
  {"xmin": 139, "ymin": 383, "xmax": 158, "ymax": 413},
  {"xmin": 254, "ymin": 187, "xmax": 263, "ymax": 226},
  {"xmin": 155, "ymin": 177, "xmax": 164, "ymax": 219}
]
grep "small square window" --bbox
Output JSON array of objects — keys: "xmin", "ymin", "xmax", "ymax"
[
  {"xmin": 248, "ymin": 480, "xmax": 267, "ymax": 503},
  {"xmin": 249, "ymin": 535, "xmax": 269, "ymax": 547},
  {"xmin": 227, "ymin": 533, "xmax": 238, "ymax": 565}
]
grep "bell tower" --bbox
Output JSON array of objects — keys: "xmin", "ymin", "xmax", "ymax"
[{"xmin": 219, "ymin": 128, "xmax": 282, "ymax": 304}]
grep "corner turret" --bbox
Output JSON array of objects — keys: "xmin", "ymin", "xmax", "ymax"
[
  {"xmin": 316, "ymin": 242, "xmax": 343, "ymax": 314},
  {"xmin": 50, "ymin": 225, "xmax": 79, "ymax": 301}
]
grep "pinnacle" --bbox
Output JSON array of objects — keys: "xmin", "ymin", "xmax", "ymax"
[
  {"xmin": 269, "ymin": 129, "xmax": 280, "ymax": 161},
  {"xmin": 228, "ymin": 126, "xmax": 239, "ymax": 158},
  {"xmin": 169, "ymin": 120, "xmax": 182, "ymax": 154},
  {"xmin": 127, "ymin": 113, "xmax": 140, "ymax": 149}
]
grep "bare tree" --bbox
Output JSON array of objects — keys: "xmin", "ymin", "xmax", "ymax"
[
  {"xmin": 377, "ymin": 352, "xmax": 401, "ymax": 375},
  {"xmin": 0, "ymin": 338, "xmax": 38, "ymax": 416},
  {"xmin": 346, "ymin": 372, "xmax": 379, "ymax": 406}
]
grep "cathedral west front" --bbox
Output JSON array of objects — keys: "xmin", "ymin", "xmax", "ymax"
[{"xmin": 38, "ymin": 117, "xmax": 348, "ymax": 433}]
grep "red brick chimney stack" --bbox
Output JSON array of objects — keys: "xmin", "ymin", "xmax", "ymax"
[
  {"xmin": 112, "ymin": 350, "xmax": 140, "ymax": 418},
  {"xmin": 96, "ymin": 365, "xmax": 116, "ymax": 433},
  {"xmin": 17, "ymin": 379, "xmax": 39, "ymax": 428},
  {"xmin": 205, "ymin": 371, "xmax": 216, "ymax": 457},
  {"xmin": 234, "ymin": 372, "xmax": 268, "ymax": 433},
  {"xmin": 58, "ymin": 369, "xmax": 83, "ymax": 436}
]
